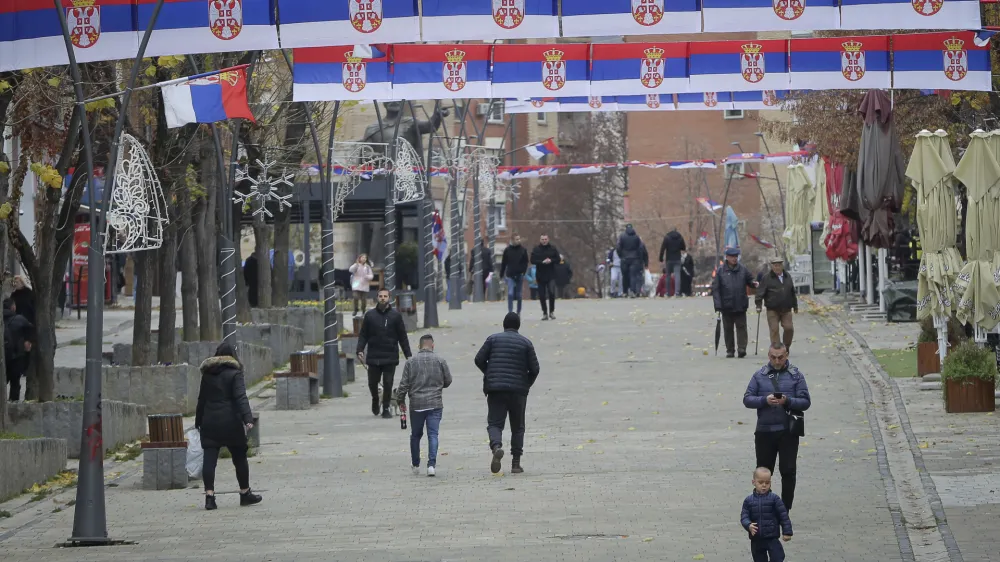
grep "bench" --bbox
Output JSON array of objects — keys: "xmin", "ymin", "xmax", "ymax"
[{"xmin": 142, "ymin": 414, "xmax": 188, "ymax": 490}]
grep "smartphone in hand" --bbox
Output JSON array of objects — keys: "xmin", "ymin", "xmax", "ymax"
[{"xmin": 773, "ymin": 392, "xmax": 783, "ymax": 399}]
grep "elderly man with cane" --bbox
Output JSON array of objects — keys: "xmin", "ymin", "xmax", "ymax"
[
  {"xmin": 711, "ymin": 248, "xmax": 758, "ymax": 358},
  {"xmin": 756, "ymin": 256, "xmax": 798, "ymax": 352}
]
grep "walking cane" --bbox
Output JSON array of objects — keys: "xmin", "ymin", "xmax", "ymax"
[{"xmin": 754, "ymin": 309, "xmax": 762, "ymax": 355}]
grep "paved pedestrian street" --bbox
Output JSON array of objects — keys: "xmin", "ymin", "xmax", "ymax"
[{"xmin": 3, "ymin": 296, "xmax": 948, "ymax": 562}]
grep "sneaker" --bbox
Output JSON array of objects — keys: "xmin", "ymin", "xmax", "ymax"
[
  {"xmin": 381, "ymin": 408, "xmax": 392, "ymax": 419},
  {"xmin": 372, "ymin": 398, "xmax": 380, "ymax": 416},
  {"xmin": 549, "ymin": 313, "xmax": 556, "ymax": 320},
  {"xmin": 412, "ymin": 466, "xmax": 420, "ymax": 475},
  {"xmin": 490, "ymin": 446, "xmax": 504, "ymax": 474},
  {"xmin": 542, "ymin": 314, "xmax": 549, "ymax": 321},
  {"xmin": 427, "ymin": 466, "xmax": 436, "ymax": 477},
  {"xmin": 205, "ymin": 495, "xmax": 217, "ymax": 510},
  {"xmin": 239, "ymin": 489, "xmax": 262, "ymax": 506}
]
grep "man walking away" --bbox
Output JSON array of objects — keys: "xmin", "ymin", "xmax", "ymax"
[
  {"xmin": 606, "ymin": 247, "xmax": 622, "ymax": 297},
  {"xmin": 743, "ymin": 343, "xmax": 811, "ymax": 510},
  {"xmin": 4, "ymin": 298, "xmax": 34, "ymax": 402},
  {"xmin": 475, "ymin": 312, "xmax": 540, "ymax": 474},
  {"xmin": 755, "ymin": 257, "xmax": 798, "ymax": 351},
  {"xmin": 617, "ymin": 224, "xmax": 645, "ymax": 298},
  {"xmin": 396, "ymin": 334, "xmax": 452, "ymax": 477},
  {"xmin": 500, "ymin": 233, "xmax": 529, "ymax": 315},
  {"xmin": 530, "ymin": 234, "xmax": 561, "ymax": 320},
  {"xmin": 712, "ymin": 248, "xmax": 758, "ymax": 358},
  {"xmin": 357, "ymin": 289, "xmax": 413, "ymax": 418},
  {"xmin": 659, "ymin": 227, "xmax": 686, "ymax": 297}
]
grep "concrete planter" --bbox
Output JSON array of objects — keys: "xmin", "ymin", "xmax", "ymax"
[
  {"xmin": 141, "ymin": 446, "xmax": 188, "ymax": 490},
  {"xmin": 54, "ymin": 365, "xmax": 201, "ymax": 415},
  {"xmin": 7, "ymin": 400, "xmax": 147, "ymax": 459},
  {"xmin": 112, "ymin": 341, "xmax": 273, "ymax": 389},
  {"xmin": 252, "ymin": 307, "xmax": 335, "ymax": 346},
  {"xmin": 0, "ymin": 438, "xmax": 68, "ymax": 502},
  {"xmin": 236, "ymin": 324, "xmax": 306, "ymax": 369}
]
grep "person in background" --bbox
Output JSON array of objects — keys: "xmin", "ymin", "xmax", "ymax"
[
  {"xmin": 679, "ymin": 250, "xmax": 695, "ymax": 296},
  {"xmin": 11, "ymin": 275, "xmax": 36, "ymax": 326},
  {"xmin": 712, "ymin": 248, "xmax": 758, "ymax": 358},
  {"xmin": 196, "ymin": 343, "xmax": 261, "ymax": 510},
  {"xmin": 616, "ymin": 224, "xmax": 645, "ymax": 298},
  {"xmin": 755, "ymin": 257, "xmax": 798, "ymax": 351},
  {"xmin": 396, "ymin": 334, "xmax": 452, "ymax": 477},
  {"xmin": 525, "ymin": 264, "xmax": 538, "ymax": 301},
  {"xmin": 554, "ymin": 256, "xmax": 573, "ymax": 300},
  {"xmin": 349, "ymin": 254, "xmax": 374, "ymax": 317},
  {"xmin": 530, "ymin": 234, "xmax": 561, "ymax": 320},
  {"xmin": 4, "ymin": 298, "xmax": 34, "ymax": 402},
  {"xmin": 357, "ymin": 289, "xmax": 413, "ymax": 418},
  {"xmin": 499, "ymin": 233, "xmax": 529, "ymax": 315},
  {"xmin": 659, "ymin": 227, "xmax": 687, "ymax": 297},
  {"xmin": 606, "ymin": 247, "xmax": 622, "ymax": 298},
  {"xmin": 243, "ymin": 251, "xmax": 259, "ymax": 308}
]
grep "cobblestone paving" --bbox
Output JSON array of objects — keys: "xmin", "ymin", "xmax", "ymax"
[{"xmin": 2, "ymin": 298, "xmax": 904, "ymax": 561}]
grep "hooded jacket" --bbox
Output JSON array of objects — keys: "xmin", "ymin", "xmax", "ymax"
[
  {"xmin": 195, "ymin": 356, "xmax": 254, "ymax": 450},
  {"xmin": 357, "ymin": 304, "xmax": 413, "ymax": 366},
  {"xmin": 616, "ymin": 226, "xmax": 644, "ymax": 261},
  {"xmin": 659, "ymin": 230, "xmax": 687, "ymax": 263}
]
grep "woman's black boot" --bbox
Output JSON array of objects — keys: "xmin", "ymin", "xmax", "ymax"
[
  {"xmin": 205, "ymin": 495, "xmax": 217, "ymax": 510},
  {"xmin": 240, "ymin": 489, "xmax": 262, "ymax": 506}
]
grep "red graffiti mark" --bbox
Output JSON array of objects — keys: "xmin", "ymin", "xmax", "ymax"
[{"xmin": 85, "ymin": 419, "xmax": 103, "ymax": 461}]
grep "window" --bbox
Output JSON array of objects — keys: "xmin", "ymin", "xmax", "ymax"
[
  {"xmin": 724, "ymin": 109, "xmax": 745, "ymax": 120},
  {"xmin": 536, "ymin": 112, "xmax": 547, "ymax": 125},
  {"xmin": 724, "ymin": 162, "xmax": 746, "ymax": 180},
  {"xmin": 491, "ymin": 205, "xmax": 507, "ymax": 231},
  {"xmin": 487, "ymin": 101, "xmax": 504, "ymax": 124}
]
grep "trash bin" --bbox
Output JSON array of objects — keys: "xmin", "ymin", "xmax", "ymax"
[{"xmin": 395, "ymin": 291, "xmax": 418, "ymax": 332}]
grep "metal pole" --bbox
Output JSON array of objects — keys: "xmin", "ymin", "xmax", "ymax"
[
  {"xmin": 757, "ymin": 135, "xmax": 787, "ymax": 228},
  {"xmin": 61, "ymin": 0, "xmax": 168, "ymax": 545},
  {"xmin": 878, "ymin": 247, "xmax": 887, "ymax": 313},
  {"xmin": 376, "ymin": 101, "xmax": 406, "ymax": 292},
  {"xmin": 322, "ymin": 102, "xmax": 343, "ymax": 398},
  {"xmin": 410, "ymin": 101, "xmax": 440, "ymax": 328},
  {"xmin": 734, "ymin": 142, "xmax": 782, "ymax": 255},
  {"xmin": 440, "ymin": 99, "xmax": 475, "ymax": 310},
  {"xmin": 865, "ymin": 244, "xmax": 875, "ymax": 306},
  {"xmin": 715, "ymin": 171, "xmax": 735, "ymax": 262},
  {"xmin": 472, "ymin": 168, "xmax": 484, "ymax": 302}
]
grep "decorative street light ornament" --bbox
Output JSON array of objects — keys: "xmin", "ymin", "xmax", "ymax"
[
  {"xmin": 473, "ymin": 148, "xmax": 500, "ymax": 202},
  {"xmin": 104, "ymin": 133, "xmax": 170, "ymax": 255},
  {"xmin": 233, "ymin": 157, "xmax": 295, "ymax": 218},
  {"xmin": 330, "ymin": 142, "xmax": 392, "ymax": 221},
  {"xmin": 392, "ymin": 137, "xmax": 426, "ymax": 204}
]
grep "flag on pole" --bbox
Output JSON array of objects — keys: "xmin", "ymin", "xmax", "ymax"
[
  {"xmin": 421, "ymin": 0, "xmax": 559, "ymax": 41},
  {"xmin": 525, "ymin": 139, "xmax": 560, "ymax": 160},
  {"xmin": 702, "ymin": 0, "xmax": 840, "ymax": 33},
  {"xmin": 276, "ymin": 0, "xmax": 420, "ymax": 48},
  {"xmin": 561, "ymin": 0, "xmax": 701, "ymax": 37},
  {"xmin": 135, "ymin": 0, "xmax": 279, "ymax": 57},
  {"xmin": 696, "ymin": 197, "xmax": 724, "ymax": 213},
  {"xmin": 392, "ymin": 44, "xmax": 492, "ymax": 100},
  {"xmin": 162, "ymin": 67, "xmax": 255, "ymax": 128},
  {"xmin": 432, "ymin": 210, "xmax": 447, "ymax": 260},
  {"xmin": 841, "ymin": 0, "xmax": 981, "ymax": 30},
  {"xmin": 750, "ymin": 234, "xmax": 775, "ymax": 248}
]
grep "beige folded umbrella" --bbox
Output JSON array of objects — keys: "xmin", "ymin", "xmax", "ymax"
[{"xmin": 782, "ymin": 164, "xmax": 814, "ymax": 255}]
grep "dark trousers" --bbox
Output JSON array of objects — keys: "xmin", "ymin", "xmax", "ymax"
[
  {"xmin": 722, "ymin": 311, "xmax": 749, "ymax": 355},
  {"xmin": 203, "ymin": 446, "xmax": 250, "ymax": 492},
  {"xmin": 487, "ymin": 392, "xmax": 527, "ymax": 457},
  {"xmin": 623, "ymin": 260, "xmax": 643, "ymax": 297},
  {"xmin": 367, "ymin": 364, "xmax": 397, "ymax": 407},
  {"xmin": 6, "ymin": 355, "xmax": 28, "ymax": 401},
  {"xmin": 754, "ymin": 431, "xmax": 799, "ymax": 510},
  {"xmin": 538, "ymin": 279, "xmax": 556, "ymax": 315},
  {"xmin": 750, "ymin": 538, "xmax": 785, "ymax": 562}
]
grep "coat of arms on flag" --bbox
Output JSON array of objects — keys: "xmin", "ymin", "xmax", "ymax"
[
  {"xmin": 589, "ymin": 96, "xmax": 603, "ymax": 109},
  {"xmin": 841, "ymin": 40, "xmax": 866, "ymax": 81},
  {"xmin": 531, "ymin": 99, "xmax": 547, "ymax": 108},
  {"xmin": 640, "ymin": 47, "xmax": 665, "ymax": 88},
  {"xmin": 443, "ymin": 49, "xmax": 467, "ymax": 92},
  {"xmin": 943, "ymin": 36, "xmax": 968, "ymax": 81},
  {"xmin": 493, "ymin": 0, "xmax": 525, "ymax": 29},
  {"xmin": 646, "ymin": 94, "xmax": 661, "ymax": 108},
  {"xmin": 209, "ymin": 0, "xmax": 244, "ymax": 41},
  {"xmin": 763, "ymin": 90, "xmax": 779, "ymax": 106},
  {"xmin": 67, "ymin": 1, "xmax": 101, "ymax": 49},
  {"xmin": 773, "ymin": 0, "xmax": 805, "ymax": 20},
  {"xmin": 632, "ymin": 0, "xmax": 665, "ymax": 26},
  {"xmin": 350, "ymin": 0, "xmax": 383, "ymax": 33},
  {"xmin": 740, "ymin": 43, "xmax": 765, "ymax": 83},
  {"xmin": 342, "ymin": 50, "xmax": 367, "ymax": 92},
  {"xmin": 704, "ymin": 92, "xmax": 718, "ymax": 107},
  {"xmin": 912, "ymin": 0, "xmax": 944, "ymax": 16},
  {"xmin": 542, "ymin": 49, "xmax": 566, "ymax": 91}
]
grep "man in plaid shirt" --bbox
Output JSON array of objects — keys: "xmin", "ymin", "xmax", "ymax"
[{"xmin": 396, "ymin": 334, "xmax": 453, "ymax": 477}]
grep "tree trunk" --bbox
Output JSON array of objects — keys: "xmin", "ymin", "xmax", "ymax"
[
  {"xmin": 131, "ymin": 250, "xmax": 155, "ymax": 366},
  {"xmin": 194, "ymin": 196, "xmax": 221, "ymax": 341},
  {"xmin": 179, "ymin": 185, "xmax": 200, "ymax": 341},
  {"xmin": 272, "ymin": 206, "xmax": 290, "ymax": 306},
  {"xmin": 253, "ymin": 220, "xmax": 273, "ymax": 309},
  {"xmin": 156, "ymin": 216, "xmax": 178, "ymax": 363}
]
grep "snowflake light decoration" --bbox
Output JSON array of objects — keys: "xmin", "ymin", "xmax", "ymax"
[
  {"xmin": 331, "ymin": 142, "xmax": 392, "ymax": 221},
  {"xmin": 471, "ymin": 148, "xmax": 500, "ymax": 202},
  {"xmin": 104, "ymin": 133, "xmax": 170, "ymax": 254},
  {"xmin": 392, "ymin": 137, "xmax": 426, "ymax": 204},
  {"xmin": 233, "ymin": 157, "xmax": 295, "ymax": 218}
]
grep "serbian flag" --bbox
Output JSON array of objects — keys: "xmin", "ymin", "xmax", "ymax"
[
  {"xmin": 162, "ymin": 67, "xmax": 255, "ymax": 128},
  {"xmin": 569, "ymin": 165, "xmax": 604, "ymax": 175},
  {"xmin": 617, "ymin": 94, "xmax": 675, "ymax": 111},
  {"xmin": 421, "ymin": 0, "xmax": 558, "ymax": 41},
  {"xmin": 676, "ymin": 92, "xmax": 734, "ymax": 110},
  {"xmin": 492, "ymin": 43, "xmax": 590, "ymax": 99},
  {"xmin": 690, "ymin": 39, "xmax": 790, "ymax": 93},
  {"xmin": 670, "ymin": 160, "xmax": 717, "ymax": 169},
  {"xmin": 591, "ymin": 43, "xmax": 689, "ymax": 96},
  {"xmin": 750, "ymin": 234, "xmax": 775, "ymax": 248},
  {"xmin": 0, "ymin": 0, "xmax": 138, "ymax": 72},
  {"xmin": 136, "ymin": 0, "xmax": 278, "ymax": 57},
  {"xmin": 841, "ymin": 0, "xmax": 980, "ymax": 30},
  {"xmin": 702, "ymin": 0, "xmax": 840, "ymax": 33},
  {"xmin": 276, "ymin": 0, "xmax": 419, "ymax": 48},
  {"xmin": 504, "ymin": 98, "xmax": 559, "ymax": 113},
  {"xmin": 432, "ymin": 211, "xmax": 447, "ymax": 260},
  {"xmin": 789, "ymin": 36, "xmax": 890, "ymax": 90},
  {"xmin": 561, "ymin": 0, "xmax": 701, "ymax": 37},
  {"xmin": 893, "ymin": 31, "xmax": 992, "ymax": 92},
  {"xmin": 731, "ymin": 90, "xmax": 794, "ymax": 110},
  {"xmin": 292, "ymin": 45, "xmax": 393, "ymax": 101},
  {"xmin": 525, "ymin": 139, "xmax": 559, "ymax": 160},
  {"xmin": 392, "ymin": 44, "xmax": 491, "ymax": 100},
  {"xmin": 696, "ymin": 197, "xmax": 723, "ymax": 213},
  {"xmin": 555, "ymin": 96, "xmax": 619, "ymax": 112}
]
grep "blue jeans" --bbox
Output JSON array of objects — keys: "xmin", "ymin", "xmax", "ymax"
[
  {"xmin": 505, "ymin": 275, "xmax": 523, "ymax": 313},
  {"xmin": 410, "ymin": 408, "xmax": 442, "ymax": 467}
]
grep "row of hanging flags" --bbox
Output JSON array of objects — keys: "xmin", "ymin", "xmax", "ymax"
[
  {"xmin": 291, "ymin": 32, "xmax": 995, "ymax": 102},
  {"xmin": 0, "ymin": 0, "xmax": 984, "ymax": 72}
]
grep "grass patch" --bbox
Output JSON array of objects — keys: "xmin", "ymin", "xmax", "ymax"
[
  {"xmin": 0, "ymin": 510, "xmax": 11, "ymax": 518},
  {"xmin": 108, "ymin": 441, "xmax": 142, "ymax": 463},
  {"xmin": 872, "ymin": 348, "xmax": 917, "ymax": 378},
  {"xmin": 343, "ymin": 391, "xmax": 349, "ymax": 398},
  {"xmin": 320, "ymin": 393, "xmax": 333, "ymax": 400},
  {"xmin": 29, "ymin": 490, "xmax": 50, "ymax": 502},
  {"xmin": 0, "ymin": 431, "xmax": 27, "ymax": 440}
]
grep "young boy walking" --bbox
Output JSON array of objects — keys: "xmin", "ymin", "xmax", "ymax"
[{"xmin": 740, "ymin": 467, "xmax": 793, "ymax": 562}]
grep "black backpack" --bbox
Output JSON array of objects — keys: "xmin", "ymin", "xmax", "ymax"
[{"xmin": 4, "ymin": 319, "xmax": 16, "ymax": 359}]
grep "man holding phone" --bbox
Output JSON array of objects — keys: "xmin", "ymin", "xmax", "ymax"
[{"xmin": 742, "ymin": 342, "xmax": 811, "ymax": 511}]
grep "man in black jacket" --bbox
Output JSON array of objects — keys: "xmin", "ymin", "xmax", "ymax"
[
  {"xmin": 756, "ymin": 257, "xmax": 798, "ymax": 351},
  {"xmin": 357, "ymin": 289, "xmax": 413, "ymax": 418},
  {"xmin": 499, "ymin": 233, "xmax": 529, "ymax": 314},
  {"xmin": 711, "ymin": 248, "xmax": 758, "ymax": 358},
  {"xmin": 616, "ymin": 224, "xmax": 645, "ymax": 298},
  {"xmin": 475, "ymin": 312, "xmax": 540, "ymax": 474},
  {"xmin": 530, "ymin": 234, "xmax": 561, "ymax": 320},
  {"xmin": 4, "ymin": 298, "xmax": 34, "ymax": 402},
  {"xmin": 659, "ymin": 228, "xmax": 687, "ymax": 297}
]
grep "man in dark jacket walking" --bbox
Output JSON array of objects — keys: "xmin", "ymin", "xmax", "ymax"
[
  {"xmin": 475, "ymin": 312, "xmax": 540, "ymax": 474},
  {"xmin": 741, "ymin": 467, "xmax": 793, "ymax": 561},
  {"xmin": 4, "ymin": 298, "xmax": 34, "ymax": 402},
  {"xmin": 530, "ymin": 234, "xmax": 561, "ymax": 320},
  {"xmin": 499, "ymin": 233, "xmax": 529, "ymax": 314},
  {"xmin": 743, "ymin": 343, "xmax": 811, "ymax": 510},
  {"xmin": 659, "ymin": 228, "xmax": 686, "ymax": 297},
  {"xmin": 755, "ymin": 257, "xmax": 798, "ymax": 351},
  {"xmin": 357, "ymin": 288, "xmax": 413, "ymax": 418},
  {"xmin": 616, "ymin": 224, "xmax": 644, "ymax": 298},
  {"xmin": 711, "ymin": 248, "xmax": 759, "ymax": 358}
]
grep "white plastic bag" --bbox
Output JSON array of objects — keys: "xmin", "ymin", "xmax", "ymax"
[
  {"xmin": 643, "ymin": 268, "xmax": 654, "ymax": 291},
  {"xmin": 186, "ymin": 428, "xmax": 204, "ymax": 479}
]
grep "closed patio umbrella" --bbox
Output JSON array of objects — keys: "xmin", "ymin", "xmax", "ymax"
[
  {"xmin": 724, "ymin": 206, "xmax": 740, "ymax": 250},
  {"xmin": 855, "ymin": 90, "xmax": 906, "ymax": 248},
  {"xmin": 783, "ymin": 164, "xmax": 815, "ymax": 254}
]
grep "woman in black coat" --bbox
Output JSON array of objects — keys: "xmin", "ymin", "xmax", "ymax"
[{"xmin": 195, "ymin": 343, "xmax": 261, "ymax": 510}]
